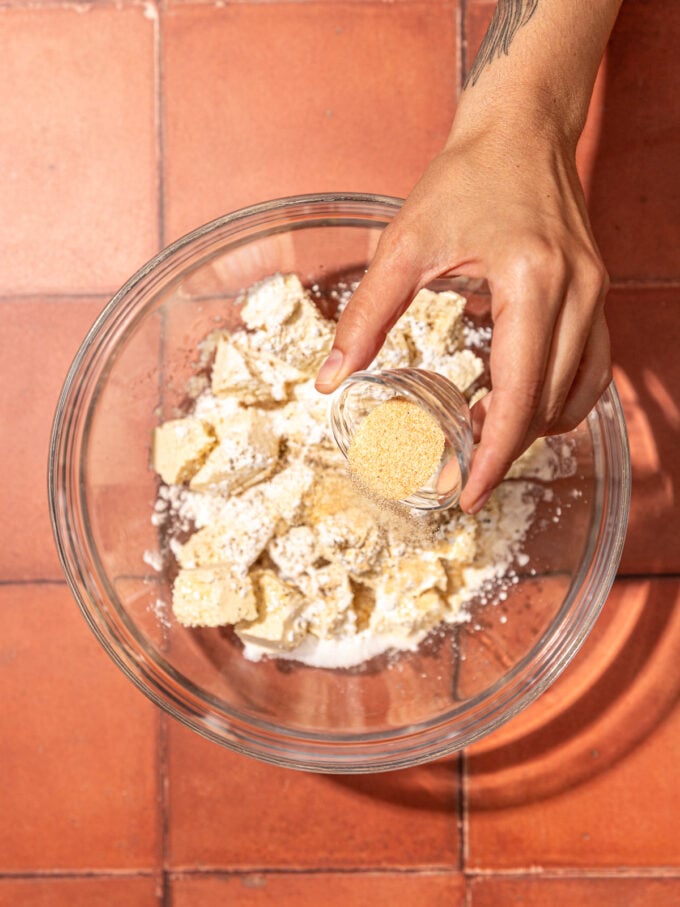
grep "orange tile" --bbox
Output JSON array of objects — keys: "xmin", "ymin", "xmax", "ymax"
[
  {"xmin": 586, "ymin": 0, "xmax": 680, "ymax": 281},
  {"xmin": 607, "ymin": 286, "xmax": 680, "ymax": 574},
  {"xmin": 171, "ymin": 872, "xmax": 465, "ymax": 906},
  {"xmin": 0, "ymin": 584, "xmax": 161, "ymax": 871},
  {"xmin": 0, "ymin": 298, "xmax": 104, "ymax": 581},
  {"xmin": 455, "ymin": 576, "xmax": 571, "ymax": 702},
  {"xmin": 469, "ymin": 877, "xmax": 680, "ymax": 907},
  {"xmin": 162, "ymin": 3, "xmax": 458, "ymax": 243},
  {"xmin": 466, "ymin": 578, "xmax": 680, "ymax": 869},
  {"xmin": 167, "ymin": 722, "xmax": 460, "ymax": 869},
  {"xmin": 462, "ymin": 0, "xmax": 494, "ymax": 71},
  {"xmin": 0, "ymin": 877, "xmax": 161, "ymax": 907},
  {"xmin": 80, "ymin": 305, "xmax": 164, "ymax": 582},
  {"xmin": 464, "ymin": 2, "xmax": 680, "ymax": 280},
  {"xmin": 0, "ymin": 7, "xmax": 157, "ymax": 294}
]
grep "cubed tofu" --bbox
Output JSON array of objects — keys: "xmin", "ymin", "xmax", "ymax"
[
  {"xmin": 172, "ymin": 565, "xmax": 257, "ymax": 627},
  {"xmin": 400, "ymin": 288, "xmax": 466, "ymax": 359},
  {"xmin": 190, "ymin": 410, "xmax": 279, "ymax": 495},
  {"xmin": 240, "ymin": 273, "xmax": 307, "ymax": 330},
  {"xmin": 297, "ymin": 563, "xmax": 355, "ymax": 638},
  {"xmin": 211, "ymin": 334, "xmax": 258, "ymax": 397},
  {"xmin": 367, "ymin": 555, "xmax": 448, "ymax": 634},
  {"xmin": 246, "ymin": 288, "xmax": 334, "ymax": 374},
  {"xmin": 177, "ymin": 488, "xmax": 275, "ymax": 573},
  {"xmin": 268, "ymin": 293, "xmax": 334, "ymax": 372},
  {"xmin": 434, "ymin": 512, "xmax": 478, "ymax": 564},
  {"xmin": 436, "ymin": 349, "xmax": 485, "ymax": 393},
  {"xmin": 315, "ymin": 505, "xmax": 386, "ymax": 576},
  {"xmin": 372, "ymin": 555, "xmax": 448, "ymax": 604},
  {"xmin": 212, "ymin": 332, "xmax": 305, "ymax": 404},
  {"xmin": 268, "ymin": 526, "xmax": 318, "ymax": 580},
  {"xmin": 373, "ymin": 326, "xmax": 414, "ymax": 370},
  {"xmin": 263, "ymin": 460, "xmax": 316, "ymax": 525},
  {"xmin": 152, "ymin": 417, "xmax": 216, "ymax": 485},
  {"xmin": 235, "ymin": 570, "xmax": 308, "ymax": 650}
]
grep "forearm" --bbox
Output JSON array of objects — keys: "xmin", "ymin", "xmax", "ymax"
[{"xmin": 454, "ymin": 0, "xmax": 622, "ymax": 146}]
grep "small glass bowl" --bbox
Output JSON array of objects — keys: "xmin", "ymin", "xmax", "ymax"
[{"xmin": 329, "ymin": 368, "xmax": 474, "ymax": 511}]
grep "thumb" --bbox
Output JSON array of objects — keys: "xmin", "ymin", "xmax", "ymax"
[{"xmin": 314, "ymin": 229, "xmax": 424, "ymax": 393}]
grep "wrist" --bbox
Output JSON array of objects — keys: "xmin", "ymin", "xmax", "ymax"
[{"xmin": 449, "ymin": 82, "xmax": 585, "ymax": 154}]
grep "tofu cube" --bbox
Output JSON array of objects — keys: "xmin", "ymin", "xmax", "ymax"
[
  {"xmin": 211, "ymin": 334, "xmax": 264, "ymax": 401},
  {"xmin": 236, "ymin": 570, "xmax": 308, "ymax": 650},
  {"xmin": 240, "ymin": 273, "xmax": 307, "ymax": 330},
  {"xmin": 400, "ymin": 288, "xmax": 466, "ymax": 359},
  {"xmin": 172, "ymin": 565, "xmax": 257, "ymax": 627},
  {"xmin": 436, "ymin": 349, "xmax": 485, "ymax": 393},
  {"xmin": 190, "ymin": 410, "xmax": 279, "ymax": 495},
  {"xmin": 177, "ymin": 491, "xmax": 275, "ymax": 574},
  {"xmin": 152, "ymin": 417, "xmax": 216, "ymax": 485}
]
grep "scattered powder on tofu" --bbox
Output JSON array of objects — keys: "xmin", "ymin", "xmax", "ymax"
[
  {"xmin": 148, "ymin": 273, "xmax": 573, "ymax": 669},
  {"xmin": 348, "ymin": 398, "xmax": 445, "ymax": 501}
]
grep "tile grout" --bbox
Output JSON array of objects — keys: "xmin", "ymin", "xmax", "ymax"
[
  {"xmin": 155, "ymin": 0, "xmax": 166, "ymax": 253},
  {"xmin": 0, "ymin": 279, "xmax": 679, "ymax": 305},
  {"xmin": 159, "ymin": 712, "xmax": 171, "ymax": 907},
  {"xmin": 2, "ymin": 867, "xmax": 679, "ymax": 880},
  {"xmin": 457, "ymin": 749, "xmax": 467, "ymax": 872},
  {"xmin": 463, "ymin": 868, "xmax": 680, "ymax": 879},
  {"xmin": 458, "ymin": 0, "xmax": 468, "ymax": 91},
  {"xmin": 0, "ymin": 578, "xmax": 68, "ymax": 586},
  {"xmin": 0, "ymin": 870, "xmax": 161, "ymax": 880}
]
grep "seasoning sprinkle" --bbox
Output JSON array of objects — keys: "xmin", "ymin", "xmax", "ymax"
[{"xmin": 347, "ymin": 397, "xmax": 445, "ymax": 501}]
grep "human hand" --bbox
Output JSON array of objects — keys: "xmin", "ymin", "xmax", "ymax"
[{"xmin": 314, "ymin": 122, "xmax": 611, "ymax": 512}]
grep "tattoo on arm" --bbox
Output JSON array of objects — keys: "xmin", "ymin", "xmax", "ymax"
[{"xmin": 464, "ymin": 0, "xmax": 539, "ymax": 88}]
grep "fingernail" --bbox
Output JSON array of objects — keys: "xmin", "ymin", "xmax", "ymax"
[
  {"xmin": 315, "ymin": 349, "xmax": 345, "ymax": 391},
  {"xmin": 464, "ymin": 488, "xmax": 493, "ymax": 515}
]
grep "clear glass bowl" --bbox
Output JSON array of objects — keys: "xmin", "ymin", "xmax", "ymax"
[
  {"xmin": 330, "ymin": 367, "xmax": 474, "ymax": 511},
  {"xmin": 49, "ymin": 193, "xmax": 631, "ymax": 773}
]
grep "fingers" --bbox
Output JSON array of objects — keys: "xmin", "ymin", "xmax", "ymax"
[
  {"xmin": 462, "ymin": 269, "xmax": 609, "ymax": 514},
  {"xmin": 520, "ymin": 260, "xmax": 608, "ymax": 447},
  {"xmin": 314, "ymin": 226, "xmax": 424, "ymax": 393},
  {"xmin": 459, "ymin": 279, "xmax": 556, "ymax": 513},
  {"xmin": 547, "ymin": 309, "xmax": 611, "ymax": 434}
]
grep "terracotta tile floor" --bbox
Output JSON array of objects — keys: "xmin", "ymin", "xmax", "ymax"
[{"xmin": 1, "ymin": 0, "xmax": 678, "ymax": 904}]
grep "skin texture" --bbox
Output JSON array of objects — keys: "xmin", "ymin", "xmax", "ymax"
[{"xmin": 315, "ymin": 0, "xmax": 623, "ymax": 513}]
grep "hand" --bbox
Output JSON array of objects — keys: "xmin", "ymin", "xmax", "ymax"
[{"xmin": 314, "ymin": 122, "xmax": 611, "ymax": 512}]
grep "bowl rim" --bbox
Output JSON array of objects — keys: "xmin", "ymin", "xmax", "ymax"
[{"xmin": 48, "ymin": 192, "xmax": 631, "ymax": 773}]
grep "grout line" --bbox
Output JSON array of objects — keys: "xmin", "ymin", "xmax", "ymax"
[
  {"xmin": 166, "ymin": 867, "xmax": 464, "ymax": 877},
  {"xmin": 458, "ymin": 749, "xmax": 467, "ymax": 873},
  {"xmin": 159, "ymin": 712, "xmax": 171, "ymax": 907},
  {"xmin": 3, "ymin": 867, "xmax": 679, "ymax": 882},
  {"xmin": 459, "ymin": 0, "xmax": 468, "ymax": 93},
  {"xmin": 0, "ymin": 279, "xmax": 677, "ymax": 306},
  {"xmin": 0, "ymin": 870, "xmax": 160, "ymax": 880},
  {"xmin": 161, "ymin": 866, "xmax": 680, "ymax": 879},
  {"xmin": 464, "ymin": 868, "xmax": 680, "ymax": 880},
  {"xmin": 0, "ymin": 293, "xmax": 113, "ymax": 303},
  {"xmin": 0, "ymin": 578, "xmax": 68, "ymax": 587},
  {"xmin": 155, "ymin": 0, "xmax": 166, "ymax": 252}
]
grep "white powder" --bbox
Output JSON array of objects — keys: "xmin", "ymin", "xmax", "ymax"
[
  {"xmin": 242, "ymin": 628, "xmax": 425, "ymax": 669},
  {"xmin": 143, "ymin": 549, "xmax": 163, "ymax": 572},
  {"xmin": 149, "ymin": 275, "xmax": 565, "ymax": 669}
]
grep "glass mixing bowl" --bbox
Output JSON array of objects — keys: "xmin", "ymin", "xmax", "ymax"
[{"xmin": 49, "ymin": 193, "xmax": 630, "ymax": 773}]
